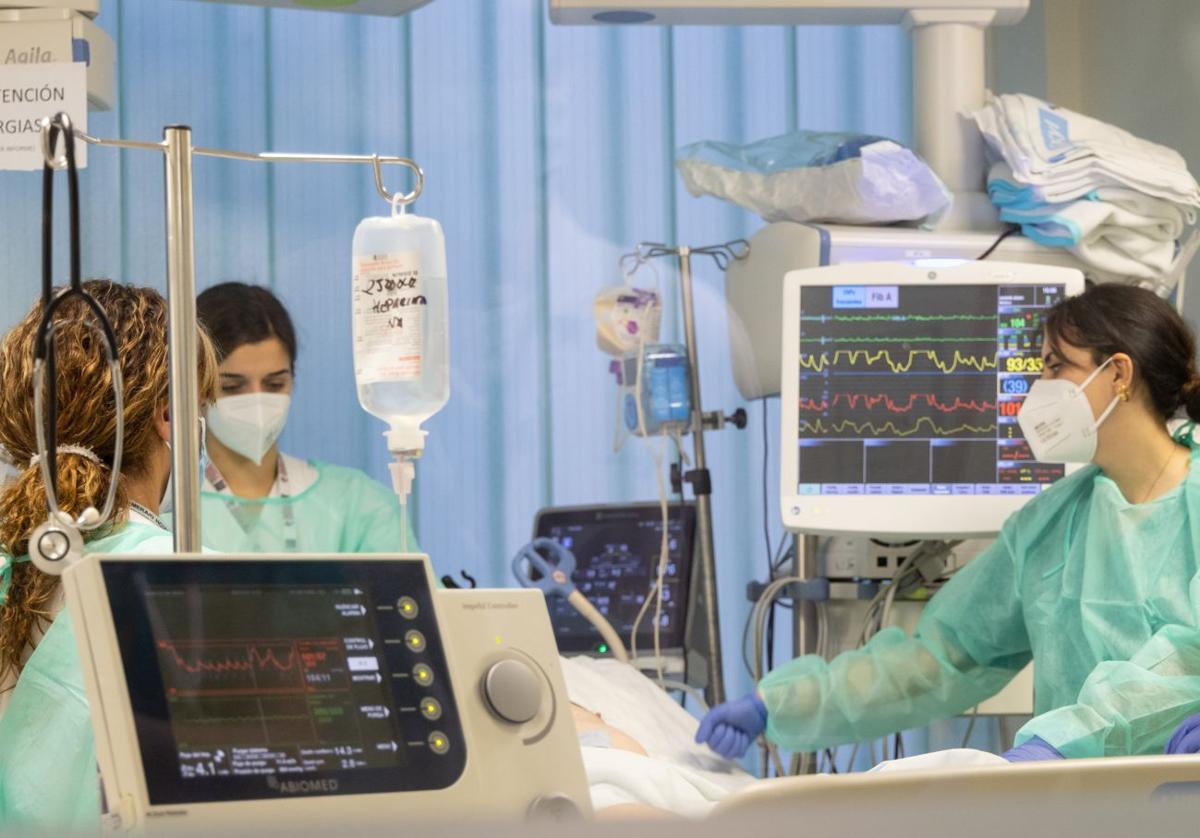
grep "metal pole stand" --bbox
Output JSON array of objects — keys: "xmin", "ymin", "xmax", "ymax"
[
  {"xmin": 38, "ymin": 121, "xmax": 424, "ymax": 555},
  {"xmin": 620, "ymin": 240, "xmax": 749, "ymax": 707}
]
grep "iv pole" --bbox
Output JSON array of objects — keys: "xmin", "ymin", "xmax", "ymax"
[
  {"xmin": 39, "ymin": 119, "xmax": 423, "ymax": 553},
  {"xmin": 620, "ymin": 239, "xmax": 749, "ymax": 706}
]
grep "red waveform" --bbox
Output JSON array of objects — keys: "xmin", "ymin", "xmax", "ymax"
[
  {"xmin": 800, "ymin": 393, "xmax": 996, "ymax": 414},
  {"xmin": 160, "ymin": 642, "xmax": 298, "ymax": 675}
]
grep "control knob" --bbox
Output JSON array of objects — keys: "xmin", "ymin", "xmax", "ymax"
[{"xmin": 483, "ymin": 658, "xmax": 542, "ymax": 724}]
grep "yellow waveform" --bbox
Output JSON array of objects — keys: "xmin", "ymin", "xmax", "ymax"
[
  {"xmin": 799, "ymin": 348, "xmax": 997, "ymax": 373},
  {"xmin": 799, "ymin": 417, "xmax": 997, "ymax": 437}
]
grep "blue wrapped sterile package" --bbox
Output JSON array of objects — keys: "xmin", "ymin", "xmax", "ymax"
[{"xmin": 676, "ymin": 130, "xmax": 952, "ymax": 226}]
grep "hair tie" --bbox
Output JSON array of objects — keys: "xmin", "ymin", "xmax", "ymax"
[{"xmin": 28, "ymin": 444, "xmax": 102, "ymax": 468}]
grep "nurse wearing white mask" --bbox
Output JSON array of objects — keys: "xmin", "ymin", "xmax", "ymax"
[
  {"xmin": 195, "ymin": 282, "xmax": 416, "ymax": 553},
  {"xmin": 698, "ymin": 283, "xmax": 1200, "ymax": 765}
]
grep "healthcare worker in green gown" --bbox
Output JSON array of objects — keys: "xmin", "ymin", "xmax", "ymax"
[
  {"xmin": 0, "ymin": 280, "xmax": 220, "ymax": 831},
  {"xmin": 194, "ymin": 282, "xmax": 416, "ymax": 553},
  {"xmin": 697, "ymin": 283, "xmax": 1200, "ymax": 762}
]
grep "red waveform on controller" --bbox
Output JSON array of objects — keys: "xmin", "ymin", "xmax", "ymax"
[
  {"xmin": 800, "ymin": 393, "xmax": 996, "ymax": 414},
  {"xmin": 159, "ymin": 642, "xmax": 298, "ymax": 675}
]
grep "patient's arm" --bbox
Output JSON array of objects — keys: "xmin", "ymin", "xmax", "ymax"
[{"xmin": 571, "ymin": 704, "xmax": 648, "ymax": 756}]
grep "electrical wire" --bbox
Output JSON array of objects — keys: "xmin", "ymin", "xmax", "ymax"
[
  {"xmin": 660, "ymin": 679, "xmax": 709, "ymax": 713},
  {"xmin": 751, "ymin": 573, "xmax": 806, "ymax": 776},
  {"xmin": 627, "ymin": 437, "xmax": 671, "ymax": 684},
  {"xmin": 740, "ymin": 599, "xmax": 757, "ymax": 679},
  {"xmin": 977, "ymin": 225, "xmax": 1020, "ymax": 260},
  {"xmin": 960, "ymin": 708, "xmax": 980, "ymax": 748},
  {"xmin": 858, "ymin": 540, "xmax": 962, "ymax": 646}
]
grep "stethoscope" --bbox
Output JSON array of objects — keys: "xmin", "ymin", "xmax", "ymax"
[
  {"xmin": 511, "ymin": 537, "xmax": 629, "ymax": 663},
  {"xmin": 27, "ymin": 112, "xmax": 125, "ymax": 575}
]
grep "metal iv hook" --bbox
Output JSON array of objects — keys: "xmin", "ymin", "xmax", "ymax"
[
  {"xmin": 619, "ymin": 238, "xmax": 750, "ymax": 276},
  {"xmin": 372, "ymin": 154, "xmax": 425, "ymax": 207}
]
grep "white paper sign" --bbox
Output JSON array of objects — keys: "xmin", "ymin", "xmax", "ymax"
[{"xmin": 0, "ymin": 62, "xmax": 87, "ymax": 171}]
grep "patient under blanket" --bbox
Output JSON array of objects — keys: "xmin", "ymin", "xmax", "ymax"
[
  {"xmin": 558, "ymin": 656, "xmax": 755, "ymax": 817},
  {"xmin": 558, "ymin": 656, "xmax": 1008, "ymax": 817}
]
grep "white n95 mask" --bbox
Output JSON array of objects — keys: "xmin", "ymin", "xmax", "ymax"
[
  {"xmin": 1017, "ymin": 357, "xmax": 1119, "ymax": 464},
  {"xmin": 206, "ymin": 393, "xmax": 291, "ymax": 465}
]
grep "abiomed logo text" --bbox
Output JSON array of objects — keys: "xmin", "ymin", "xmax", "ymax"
[{"xmin": 266, "ymin": 777, "xmax": 340, "ymax": 794}]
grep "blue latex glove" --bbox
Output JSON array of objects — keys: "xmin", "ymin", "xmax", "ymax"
[
  {"xmin": 1002, "ymin": 736, "xmax": 1064, "ymax": 762},
  {"xmin": 695, "ymin": 693, "xmax": 768, "ymax": 760},
  {"xmin": 1165, "ymin": 714, "xmax": 1200, "ymax": 755}
]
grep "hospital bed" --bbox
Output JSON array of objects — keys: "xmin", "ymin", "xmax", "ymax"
[
  {"xmin": 567, "ymin": 654, "xmax": 1200, "ymax": 825},
  {"xmin": 711, "ymin": 755, "xmax": 1200, "ymax": 836}
]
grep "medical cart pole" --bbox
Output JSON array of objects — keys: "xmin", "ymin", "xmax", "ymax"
[
  {"xmin": 678, "ymin": 246, "xmax": 726, "ymax": 706},
  {"xmin": 163, "ymin": 125, "xmax": 203, "ymax": 553},
  {"xmin": 791, "ymin": 534, "xmax": 820, "ymax": 659},
  {"xmin": 790, "ymin": 532, "xmax": 821, "ymax": 775}
]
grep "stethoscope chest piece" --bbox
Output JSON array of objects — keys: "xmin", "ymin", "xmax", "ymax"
[{"xmin": 29, "ymin": 510, "xmax": 84, "ymax": 575}]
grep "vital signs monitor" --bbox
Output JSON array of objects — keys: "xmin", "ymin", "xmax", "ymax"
[
  {"xmin": 780, "ymin": 261, "xmax": 1086, "ymax": 537},
  {"xmin": 62, "ymin": 553, "xmax": 590, "ymax": 831},
  {"xmin": 532, "ymin": 502, "xmax": 695, "ymax": 660}
]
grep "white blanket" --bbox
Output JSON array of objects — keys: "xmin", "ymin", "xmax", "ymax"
[
  {"xmin": 559, "ymin": 656, "xmax": 1013, "ymax": 816},
  {"xmin": 973, "ymin": 92, "xmax": 1200, "ymax": 207},
  {"xmin": 558, "ymin": 656, "xmax": 755, "ymax": 816},
  {"xmin": 868, "ymin": 748, "xmax": 1009, "ymax": 774}
]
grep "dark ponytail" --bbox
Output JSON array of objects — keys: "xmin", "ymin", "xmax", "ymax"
[
  {"xmin": 1181, "ymin": 375, "xmax": 1200, "ymax": 423},
  {"xmin": 1044, "ymin": 284, "xmax": 1200, "ymax": 421}
]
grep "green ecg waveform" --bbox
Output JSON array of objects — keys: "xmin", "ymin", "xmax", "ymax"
[
  {"xmin": 799, "ymin": 417, "xmax": 997, "ymax": 437},
  {"xmin": 801, "ymin": 314, "xmax": 996, "ymax": 322},
  {"xmin": 799, "ymin": 349, "xmax": 998, "ymax": 373}
]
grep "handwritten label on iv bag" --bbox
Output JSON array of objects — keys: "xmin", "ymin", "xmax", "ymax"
[{"xmin": 353, "ymin": 250, "xmax": 426, "ymax": 382}]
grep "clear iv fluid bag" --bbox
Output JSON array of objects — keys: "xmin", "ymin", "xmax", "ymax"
[{"xmin": 352, "ymin": 212, "xmax": 449, "ymax": 452}]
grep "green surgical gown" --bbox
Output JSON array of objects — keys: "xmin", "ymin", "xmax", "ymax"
[
  {"xmin": 760, "ymin": 446, "xmax": 1200, "ymax": 759},
  {"xmin": 194, "ymin": 460, "xmax": 419, "ymax": 554},
  {"xmin": 0, "ymin": 521, "xmax": 173, "ymax": 832}
]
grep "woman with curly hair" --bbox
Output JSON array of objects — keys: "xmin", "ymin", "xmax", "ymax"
[{"xmin": 0, "ymin": 279, "xmax": 217, "ymax": 830}]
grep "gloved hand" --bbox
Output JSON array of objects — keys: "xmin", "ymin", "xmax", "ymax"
[
  {"xmin": 1165, "ymin": 714, "xmax": 1200, "ymax": 755},
  {"xmin": 1002, "ymin": 736, "xmax": 1064, "ymax": 762},
  {"xmin": 695, "ymin": 693, "xmax": 768, "ymax": 760}
]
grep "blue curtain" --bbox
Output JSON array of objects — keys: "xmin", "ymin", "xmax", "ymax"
[{"xmin": 0, "ymin": 0, "xmax": 913, "ymax": 716}]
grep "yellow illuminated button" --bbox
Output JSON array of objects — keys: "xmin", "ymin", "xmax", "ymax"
[
  {"xmin": 397, "ymin": 596, "xmax": 419, "ymax": 620},
  {"xmin": 404, "ymin": 630, "xmax": 426, "ymax": 652},
  {"xmin": 413, "ymin": 663, "xmax": 435, "ymax": 687},
  {"xmin": 420, "ymin": 697, "xmax": 443, "ymax": 721},
  {"xmin": 428, "ymin": 731, "xmax": 450, "ymax": 755}
]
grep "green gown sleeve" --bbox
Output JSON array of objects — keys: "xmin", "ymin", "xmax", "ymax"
[
  {"xmin": 759, "ymin": 525, "xmax": 1033, "ymax": 752},
  {"xmin": 0, "ymin": 613, "xmax": 99, "ymax": 831},
  {"xmin": 339, "ymin": 468, "xmax": 421, "ymax": 553},
  {"xmin": 1017, "ymin": 575, "xmax": 1200, "ymax": 758}
]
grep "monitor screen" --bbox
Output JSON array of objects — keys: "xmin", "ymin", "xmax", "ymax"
[
  {"xmin": 533, "ymin": 504, "xmax": 694, "ymax": 656},
  {"xmin": 780, "ymin": 261, "xmax": 1086, "ymax": 537},
  {"xmin": 103, "ymin": 560, "xmax": 466, "ymax": 804},
  {"xmin": 796, "ymin": 282, "xmax": 1066, "ymax": 495}
]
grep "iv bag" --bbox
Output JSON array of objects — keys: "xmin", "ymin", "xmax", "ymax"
[
  {"xmin": 351, "ymin": 210, "xmax": 449, "ymax": 454},
  {"xmin": 593, "ymin": 284, "xmax": 662, "ymax": 357}
]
